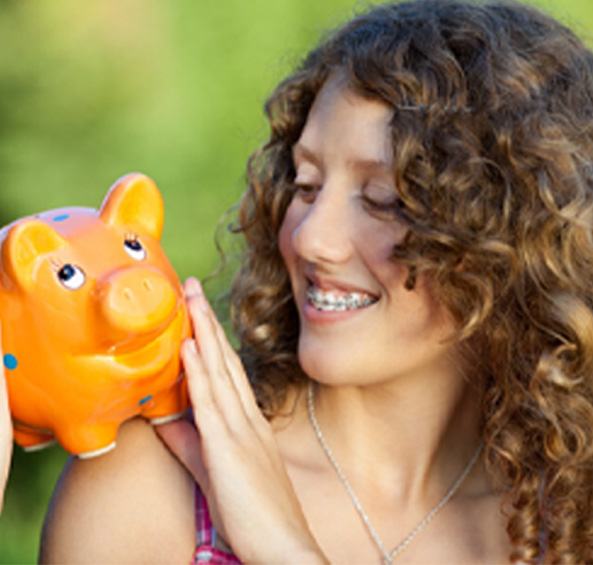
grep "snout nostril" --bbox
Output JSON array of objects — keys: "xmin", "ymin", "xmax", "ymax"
[{"xmin": 103, "ymin": 270, "xmax": 175, "ymax": 333}]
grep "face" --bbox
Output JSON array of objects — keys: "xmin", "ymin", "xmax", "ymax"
[{"xmin": 278, "ymin": 75, "xmax": 457, "ymax": 388}]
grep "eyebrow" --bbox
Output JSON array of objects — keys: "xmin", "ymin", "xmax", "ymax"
[{"xmin": 292, "ymin": 142, "xmax": 393, "ymax": 173}]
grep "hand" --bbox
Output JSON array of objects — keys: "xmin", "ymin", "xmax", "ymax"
[
  {"xmin": 156, "ymin": 278, "xmax": 327, "ymax": 563},
  {"xmin": 0, "ymin": 325, "xmax": 13, "ymax": 513}
]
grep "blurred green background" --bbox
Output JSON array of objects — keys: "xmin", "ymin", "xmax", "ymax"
[{"xmin": 0, "ymin": 0, "xmax": 592, "ymax": 562}]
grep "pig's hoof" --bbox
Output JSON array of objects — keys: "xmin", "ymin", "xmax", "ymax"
[
  {"xmin": 23, "ymin": 439, "xmax": 57, "ymax": 452},
  {"xmin": 148, "ymin": 411, "xmax": 187, "ymax": 425},
  {"xmin": 77, "ymin": 441, "xmax": 117, "ymax": 459}
]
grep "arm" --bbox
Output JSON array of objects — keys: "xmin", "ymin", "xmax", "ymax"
[{"xmin": 40, "ymin": 417, "xmax": 196, "ymax": 564}]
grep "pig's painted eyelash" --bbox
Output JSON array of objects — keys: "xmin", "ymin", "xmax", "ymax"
[
  {"xmin": 48, "ymin": 257, "xmax": 87, "ymax": 290},
  {"xmin": 123, "ymin": 233, "xmax": 146, "ymax": 261}
]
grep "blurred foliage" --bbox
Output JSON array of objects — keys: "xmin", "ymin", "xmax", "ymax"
[{"xmin": 0, "ymin": 0, "xmax": 593, "ymax": 562}]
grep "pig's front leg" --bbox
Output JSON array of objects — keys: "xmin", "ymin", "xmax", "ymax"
[
  {"xmin": 56, "ymin": 422, "xmax": 120, "ymax": 459},
  {"xmin": 13, "ymin": 425, "xmax": 56, "ymax": 452},
  {"xmin": 140, "ymin": 377, "xmax": 189, "ymax": 425}
]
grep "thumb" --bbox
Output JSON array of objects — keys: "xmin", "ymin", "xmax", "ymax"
[
  {"xmin": 155, "ymin": 419, "xmax": 207, "ymax": 490},
  {"xmin": 0, "ymin": 323, "xmax": 13, "ymax": 513}
]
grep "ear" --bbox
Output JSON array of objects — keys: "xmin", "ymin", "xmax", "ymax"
[
  {"xmin": 99, "ymin": 174, "xmax": 164, "ymax": 240},
  {"xmin": 2, "ymin": 220, "xmax": 67, "ymax": 290}
]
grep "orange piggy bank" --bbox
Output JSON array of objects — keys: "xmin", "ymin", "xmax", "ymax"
[{"xmin": 0, "ymin": 174, "xmax": 190, "ymax": 458}]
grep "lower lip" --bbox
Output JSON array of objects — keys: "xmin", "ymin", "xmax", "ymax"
[{"xmin": 302, "ymin": 300, "xmax": 376, "ymax": 325}]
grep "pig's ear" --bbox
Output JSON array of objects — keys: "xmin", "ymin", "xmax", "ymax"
[
  {"xmin": 2, "ymin": 220, "xmax": 67, "ymax": 289},
  {"xmin": 99, "ymin": 174, "xmax": 164, "ymax": 240}
]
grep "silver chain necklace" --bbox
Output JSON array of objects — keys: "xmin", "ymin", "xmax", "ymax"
[{"xmin": 306, "ymin": 381, "xmax": 484, "ymax": 564}]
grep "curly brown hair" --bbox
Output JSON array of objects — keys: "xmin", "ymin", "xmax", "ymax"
[{"xmin": 230, "ymin": 0, "xmax": 593, "ymax": 561}]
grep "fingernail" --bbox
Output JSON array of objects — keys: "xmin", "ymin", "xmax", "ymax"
[
  {"xmin": 183, "ymin": 338, "xmax": 198, "ymax": 354},
  {"xmin": 185, "ymin": 277, "xmax": 202, "ymax": 298}
]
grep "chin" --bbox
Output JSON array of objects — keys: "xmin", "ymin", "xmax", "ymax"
[
  {"xmin": 297, "ymin": 340, "xmax": 368, "ymax": 388},
  {"xmin": 298, "ymin": 341, "xmax": 339, "ymax": 383}
]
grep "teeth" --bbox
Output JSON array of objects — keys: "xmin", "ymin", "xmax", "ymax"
[{"xmin": 306, "ymin": 285, "xmax": 377, "ymax": 312}]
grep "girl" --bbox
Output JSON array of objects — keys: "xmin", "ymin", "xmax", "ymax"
[{"xmin": 40, "ymin": 1, "xmax": 593, "ymax": 562}]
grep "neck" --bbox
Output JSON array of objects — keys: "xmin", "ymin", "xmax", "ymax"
[{"xmin": 299, "ymin": 364, "xmax": 485, "ymax": 509}]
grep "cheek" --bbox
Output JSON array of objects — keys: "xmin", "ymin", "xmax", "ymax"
[
  {"xmin": 393, "ymin": 275, "xmax": 456, "ymax": 344},
  {"xmin": 359, "ymin": 226, "xmax": 408, "ymax": 289},
  {"xmin": 356, "ymin": 215, "xmax": 406, "ymax": 257},
  {"xmin": 375, "ymin": 221, "xmax": 413, "ymax": 289},
  {"xmin": 278, "ymin": 203, "xmax": 299, "ymax": 267}
]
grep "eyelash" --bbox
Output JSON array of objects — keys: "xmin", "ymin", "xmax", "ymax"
[
  {"xmin": 294, "ymin": 180, "xmax": 316, "ymax": 191},
  {"xmin": 362, "ymin": 194, "xmax": 388, "ymax": 208},
  {"xmin": 294, "ymin": 182, "xmax": 402, "ymax": 216},
  {"xmin": 49, "ymin": 258, "xmax": 62, "ymax": 273}
]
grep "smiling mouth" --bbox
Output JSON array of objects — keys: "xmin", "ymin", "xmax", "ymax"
[{"xmin": 306, "ymin": 282, "xmax": 379, "ymax": 312}]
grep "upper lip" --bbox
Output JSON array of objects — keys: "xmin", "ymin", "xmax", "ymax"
[{"xmin": 306, "ymin": 273, "xmax": 379, "ymax": 298}]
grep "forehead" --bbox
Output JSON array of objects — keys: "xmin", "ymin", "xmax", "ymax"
[{"xmin": 296, "ymin": 74, "xmax": 394, "ymax": 165}]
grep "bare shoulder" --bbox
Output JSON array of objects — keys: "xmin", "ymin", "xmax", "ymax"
[{"xmin": 40, "ymin": 417, "xmax": 196, "ymax": 564}]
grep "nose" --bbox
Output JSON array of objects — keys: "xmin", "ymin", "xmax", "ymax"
[
  {"xmin": 98, "ymin": 267, "xmax": 177, "ymax": 336},
  {"xmin": 291, "ymin": 182, "xmax": 354, "ymax": 265}
]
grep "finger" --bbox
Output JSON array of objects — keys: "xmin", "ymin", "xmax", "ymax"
[
  {"xmin": 0, "ymin": 324, "xmax": 11, "ymax": 432},
  {"xmin": 199, "ymin": 293, "xmax": 243, "ymax": 374},
  {"xmin": 155, "ymin": 419, "xmax": 208, "ymax": 490},
  {"xmin": 185, "ymin": 279, "xmax": 272, "ymax": 443},
  {"xmin": 184, "ymin": 280, "xmax": 229, "ymax": 381},
  {"xmin": 181, "ymin": 338, "xmax": 217, "ymax": 425},
  {"xmin": 185, "ymin": 278, "xmax": 248, "ymax": 386},
  {"xmin": 208, "ymin": 314, "xmax": 263, "ymax": 422},
  {"xmin": 0, "ymin": 324, "xmax": 13, "ymax": 512},
  {"xmin": 186, "ymin": 278, "xmax": 262, "ymax": 422},
  {"xmin": 184, "ymin": 280, "xmax": 245, "ymax": 422}
]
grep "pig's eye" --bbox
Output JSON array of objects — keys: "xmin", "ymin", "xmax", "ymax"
[
  {"xmin": 124, "ymin": 237, "xmax": 146, "ymax": 261},
  {"xmin": 57, "ymin": 264, "xmax": 86, "ymax": 290}
]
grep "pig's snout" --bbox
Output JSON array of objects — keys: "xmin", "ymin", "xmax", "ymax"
[{"xmin": 99, "ymin": 268, "xmax": 177, "ymax": 335}]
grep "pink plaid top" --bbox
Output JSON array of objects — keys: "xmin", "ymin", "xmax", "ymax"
[{"xmin": 190, "ymin": 484, "xmax": 242, "ymax": 564}]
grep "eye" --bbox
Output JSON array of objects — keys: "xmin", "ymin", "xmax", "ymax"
[
  {"xmin": 362, "ymin": 194, "xmax": 395, "ymax": 210},
  {"xmin": 294, "ymin": 182, "xmax": 320, "ymax": 203},
  {"xmin": 124, "ymin": 237, "xmax": 146, "ymax": 261},
  {"xmin": 57, "ymin": 264, "xmax": 86, "ymax": 290},
  {"xmin": 360, "ymin": 183, "xmax": 407, "ymax": 217}
]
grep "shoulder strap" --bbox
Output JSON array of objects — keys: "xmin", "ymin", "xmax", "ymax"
[
  {"xmin": 194, "ymin": 482, "xmax": 215, "ymax": 545},
  {"xmin": 193, "ymin": 483, "xmax": 241, "ymax": 562}
]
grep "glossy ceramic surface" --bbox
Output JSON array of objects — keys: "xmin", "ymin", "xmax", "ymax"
[{"xmin": 0, "ymin": 174, "xmax": 190, "ymax": 457}]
